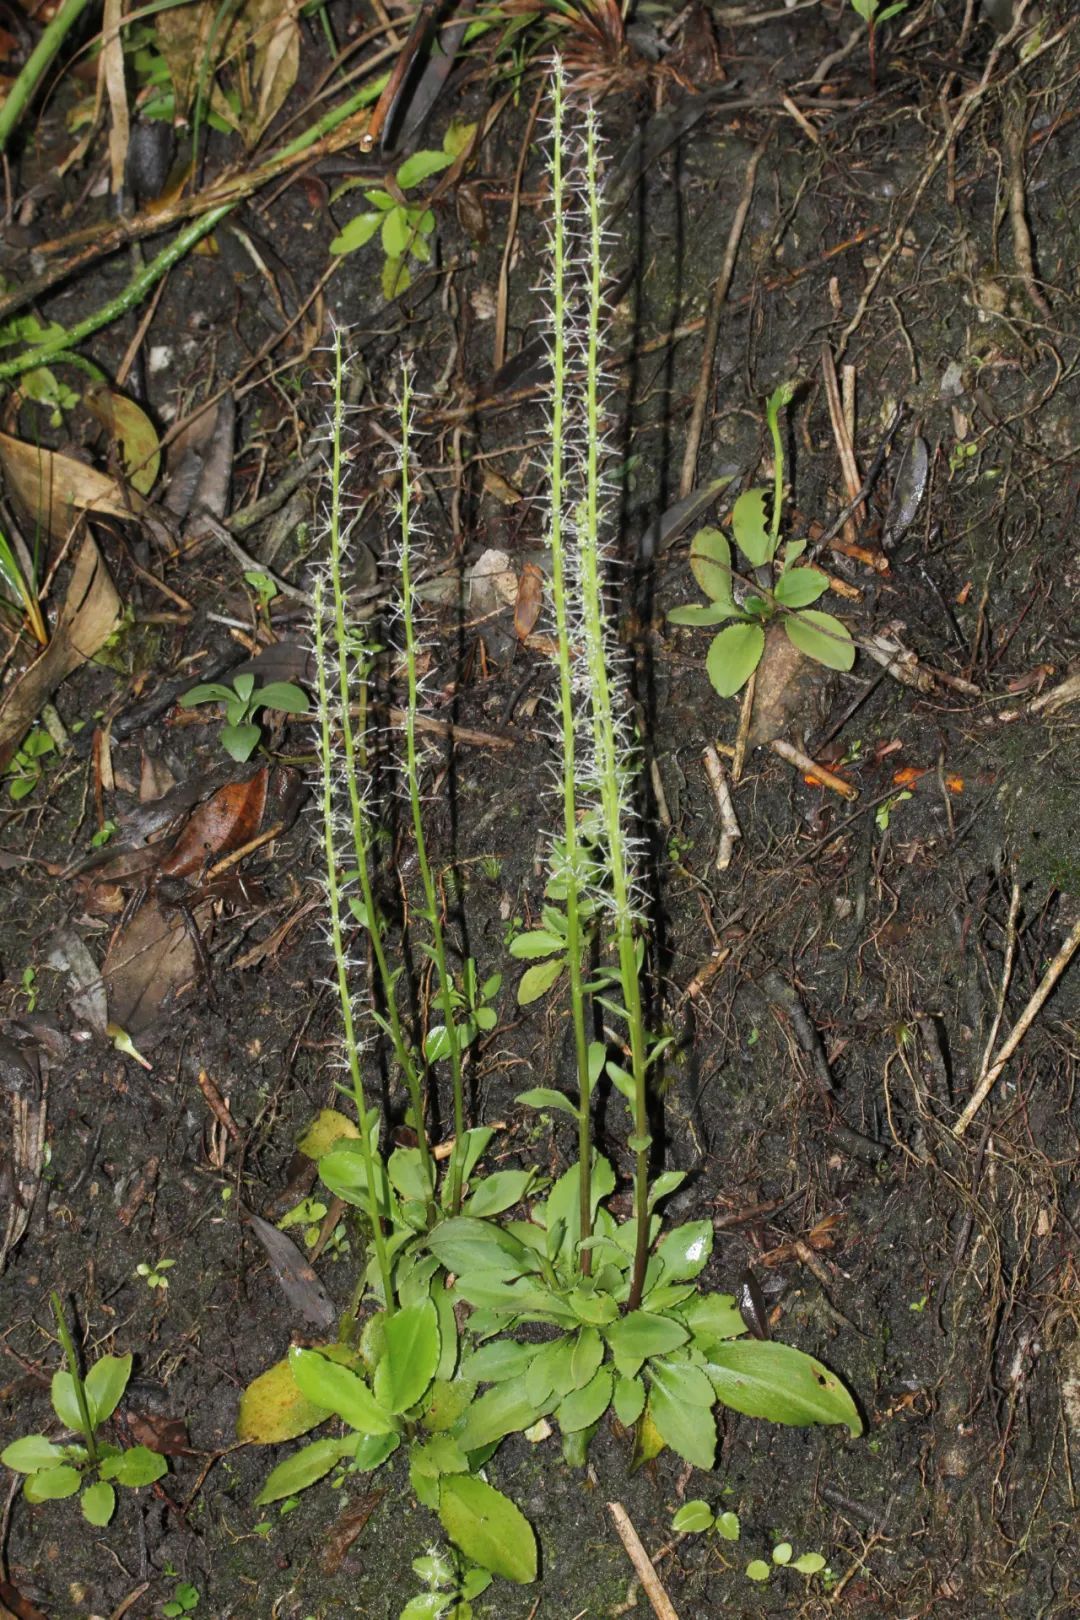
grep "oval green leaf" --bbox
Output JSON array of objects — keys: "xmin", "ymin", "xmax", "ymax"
[
  {"xmin": 373, "ymin": 1300, "xmax": 439, "ymax": 1415},
  {"xmin": 667, "ymin": 602, "xmax": 735, "ymax": 627},
  {"xmin": 689, "ymin": 526, "xmax": 735, "ymax": 608},
  {"xmin": 731, "ymin": 488, "xmax": 772, "ymax": 566},
  {"xmin": 647, "ymin": 1387, "xmax": 716, "ymax": 1470},
  {"xmin": 605, "ymin": 1311, "xmax": 689, "ymax": 1364},
  {"xmin": 395, "ymin": 149, "xmax": 454, "ymax": 188},
  {"xmin": 254, "ymin": 1435, "xmax": 355, "ymax": 1506},
  {"xmin": 774, "ymin": 565, "xmax": 829, "ymax": 608},
  {"xmin": 289, "ymin": 1349, "xmax": 396, "ymax": 1434},
  {"xmin": 557, "ymin": 1365, "xmax": 612, "ymax": 1432},
  {"xmin": 100, "ymin": 1444, "xmax": 167, "ymax": 1487},
  {"xmin": 517, "ymin": 956, "xmax": 565, "ymax": 1005},
  {"xmin": 706, "ymin": 622, "xmax": 765, "ymax": 698},
  {"xmin": 613, "ymin": 1374, "xmax": 645, "ymax": 1427},
  {"xmin": 672, "ymin": 1499, "xmax": 714, "ymax": 1533},
  {"xmin": 2, "ymin": 1434, "xmax": 66, "ymax": 1471},
  {"xmin": 508, "ymin": 930, "xmax": 565, "ymax": 960},
  {"xmin": 24, "ymin": 1464, "xmax": 82, "ymax": 1501},
  {"xmin": 792, "ymin": 1552, "xmax": 826, "ymax": 1574},
  {"xmin": 330, "ymin": 211, "xmax": 383, "ymax": 256},
  {"xmin": 84, "ymin": 1354, "xmax": 132, "ymax": 1428},
  {"xmin": 784, "ymin": 609, "xmax": 855, "ymax": 671},
  {"xmin": 438, "ymin": 1475, "xmax": 537, "ymax": 1584},
  {"xmin": 516, "ymin": 1087, "xmax": 579, "ymax": 1118},
  {"xmin": 80, "ymin": 1480, "xmax": 115, "ymax": 1525},
  {"xmin": 706, "ymin": 1340, "xmax": 862, "ymax": 1434},
  {"xmin": 746, "ymin": 1559, "xmax": 770, "ymax": 1582},
  {"xmin": 656, "ymin": 1220, "xmax": 713, "ymax": 1281}
]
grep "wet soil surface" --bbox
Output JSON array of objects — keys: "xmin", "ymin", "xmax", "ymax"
[{"xmin": 2, "ymin": 2, "xmax": 1079, "ymax": 1616}]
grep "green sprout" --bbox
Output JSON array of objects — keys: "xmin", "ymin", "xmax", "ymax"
[
  {"xmin": 0, "ymin": 1293, "xmax": 167, "ymax": 1525},
  {"xmin": 330, "ymin": 120, "xmax": 475, "ymax": 301},
  {"xmin": 5, "ymin": 727, "xmax": 55, "ymax": 800},
  {"xmin": 178, "ymin": 672, "xmax": 308, "ymax": 762},
  {"xmin": 136, "ymin": 1258, "xmax": 176, "ymax": 1291},
  {"xmin": 669, "ymin": 384, "xmax": 855, "ymax": 698}
]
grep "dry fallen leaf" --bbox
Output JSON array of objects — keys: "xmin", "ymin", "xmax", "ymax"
[
  {"xmin": 746, "ymin": 625, "xmax": 831, "ymax": 751},
  {"xmin": 101, "ymin": 896, "xmax": 203, "ymax": 1036},
  {"xmin": 0, "ymin": 534, "xmax": 122, "ymax": 772},
  {"xmin": 0, "ymin": 431, "xmax": 143, "ymax": 538}
]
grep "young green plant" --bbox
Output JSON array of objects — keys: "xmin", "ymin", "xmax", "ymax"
[
  {"xmin": 179, "ymin": 671, "xmax": 308, "ymax": 762},
  {"xmin": 0, "ymin": 1293, "xmax": 166, "ymax": 1524},
  {"xmin": 669, "ymin": 383, "xmax": 855, "ymax": 698}
]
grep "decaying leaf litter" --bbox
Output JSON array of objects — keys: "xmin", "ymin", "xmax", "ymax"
[{"xmin": 1, "ymin": 1, "xmax": 1079, "ymax": 1615}]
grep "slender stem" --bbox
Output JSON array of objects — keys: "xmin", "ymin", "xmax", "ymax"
[
  {"xmin": 0, "ymin": 206, "xmax": 233, "ymax": 381},
  {"xmin": 574, "ymin": 104, "xmax": 653, "ymax": 1309},
  {"xmin": 0, "ymin": 0, "xmax": 93, "ymax": 155},
  {"xmin": 50, "ymin": 1292, "xmax": 98, "ymax": 1463},
  {"xmin": 548, "ymin": 68, "xmax": 594, "ymax": 1274},
  {"xmin": 397, "ymin": 368, "xmax": 467, "ymax": 1213},
  {"xmin": 325, "ymin": 336, "xmax": 434, "ymax": 1211},
  {"xmin": 313, "ymin": 573, "xmax": 395, "ymax": 1314}
]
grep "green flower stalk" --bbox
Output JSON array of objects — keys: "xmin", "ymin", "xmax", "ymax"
[
  {"xmin": 395, "ymin": 366, "xmax": 468, "ymax": 1214},
  {"xmin": 561, "ymin": 94, "xmax": 654, "ymax": 1310},
  {"xmin": 321, "ymin": 338, "xmax": 434, "ymax": 1210},
  {"xmin": 543, "ymin": 67, "xmax": 597, "ymax": 1273}
]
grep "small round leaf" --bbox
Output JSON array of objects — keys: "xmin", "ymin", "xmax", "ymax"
[
  {"xmin": 672, "ymin": 1499, "xmax": 714, "ymax": 1534},
  {"xmin": 705, "ymin": 623, "xmax": 765, "ymax": 698},
  {"xmin": 784, "ymin": 610, "xmax": 855, "ymax": 672},
  {"xmin": 746, "ymin": 1559, "xmax": 771, "ymax": 1582}
]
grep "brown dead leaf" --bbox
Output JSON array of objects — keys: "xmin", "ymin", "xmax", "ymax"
[
  {"xmin": 125, "ymin": 1407, "xmax": 191, "ymax": 1456},
  {"xmin": 0, "ymin": 432, "xmax": 143, "ymax": 538},
  {"xmin": 83, "ymin": 385, "xmax": 161, "ymax": 494},
  {"xmin": 0, "ymin": 535, "xmax": 122, "ymax": 773},
  {"xmin": 242, "ymin": 1208, "xmax": 336, "ymax": 1328},
  {"xmin": 252, "ymin": 0, "xmax": 300, "ymax": 135},
  {"xmin": 101, "ymin": 897, "xmax": 202, "ymax": 1035},
  {"xmin": 514, "ymin": 562, "xmax": 543, "ymax": 641},
  {"xmin": 746, "ymin": 625, "xmax": 831, "ymax": 751},
  {"xmin": 320, "ymin": 1490, "xmax": 385, "ymax": 1576}
]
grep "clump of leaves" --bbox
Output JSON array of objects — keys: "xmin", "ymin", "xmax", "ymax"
[
  {"xmin": 668, "ymin": 383, "xmax": 855, "ymax": 697},
  {"xmin": 178, "ymin": 672, "xmax": 308, "ymax": 762},
  {"xmin": 1, "ymin": 1293, "xmax": 166, "ymax": 1525},
  {"xmin": 400, "ymin": 1545, "xmax": 492, "ymax": 1620},
  {"xmin": 5, "ymin": 726, "xmax": 54, "ymax": 799},
  {"xmin": 330, "ymin": 121, "xmax": 475, "ymax": 300}
]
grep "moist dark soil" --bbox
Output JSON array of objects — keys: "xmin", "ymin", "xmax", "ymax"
[{"xmin": 2, "ymin": 2, "xmax": 1079, "ymax": 1617}]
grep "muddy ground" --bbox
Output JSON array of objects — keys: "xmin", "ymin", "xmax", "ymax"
[{"xmin": 1, "ymin": 1, "xmax": 1079, "ymax": 1616}]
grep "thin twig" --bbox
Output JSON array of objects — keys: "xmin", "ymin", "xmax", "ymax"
[
  {"xmin": 954, "ymin": 913, "xmax": 1080, "ymax": 1137},
  {"xmin": 770, "ymin": 737, "xmax": 858, "ymax": 800},
  {"xmin": 607, "ymin": 1502, "xmax": 681, "ymax": 1620},
  {"xmin": 702, "ymin": 745, "xmax": 741, "ymax": 871}
]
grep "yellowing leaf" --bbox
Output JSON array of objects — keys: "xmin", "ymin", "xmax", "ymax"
[
  {"xmin": 83, "ymin": 387, "xmax": 161, "ymax": 495},
  {"xmin": 297, "ymin": 1108, "xmax": 359, "ymax": 1159}
]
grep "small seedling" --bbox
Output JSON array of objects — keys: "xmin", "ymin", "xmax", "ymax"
[
  {"xmin": 91, "ymin": 819, "xmax": 118, "ymax": 848},
  {"xmin": 178, "ymin": 672, "xmax": 308, "ymax": 763},
  {"xmin": 668, "ymin": 383, "xmax": 855, "ymax": 697},
  {"xmin": 21, "ymin": 965, "xmax": 37, "ymax": 1011},
  {"xmin": 850, "ymin": 0, "xmax": 908, "ymax": 86},
  {"xmin": 136, "ymin": 1258, "xmax": 176, "ymax": 1291},
  {"xmin": 423, "ymin": 958, "xmax": 501, "ymax": 1064},
  {"xmin": 330, "ymin": 120, "xmax": 475, "ymax": 300},
  {"xmin": 671, "ymin": 1499, "xmax": 741, "ymax": 1541},
  {"xmin": 161, "ymin": 1583, "xmax": 200, "ymax": 1617},
  {"xmin": 5, "ymin": 726, "xmax": 55, "ymax": 800},
  {"xmin": 874, "ymin": 789, "xmax": 912, "ymax": 832},
  {"xmin": 1, "ymin": 1293, "xmax": 167, "ymax": 1524},
  {"xmin": 400, "ymin": 1547, "xmax": 492, "ymax": 1620},
  {"xmin": 243, "ymin": 570, "xmax": 278, "ymax": 616}
]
